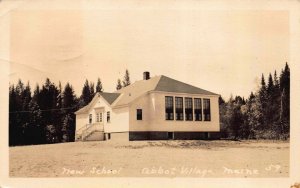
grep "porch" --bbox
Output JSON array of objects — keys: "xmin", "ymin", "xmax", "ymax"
[{"xmin": 75, "ymin": 123, "xmax": 104, "ymax": 141}]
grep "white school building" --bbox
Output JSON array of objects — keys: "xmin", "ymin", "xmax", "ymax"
[{"xmin": 75, "ymin": 72, "xmax": 220, "ymax": 141}]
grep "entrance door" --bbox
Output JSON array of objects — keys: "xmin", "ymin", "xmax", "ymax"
[{"xmin": 95, "ymin": 108, "xmax": 105, "ymax": 131}]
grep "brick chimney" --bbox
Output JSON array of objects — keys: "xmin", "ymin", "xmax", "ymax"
[{"xmin": 143, "ymin": 71, "xmax": 150, "ymax": 80}]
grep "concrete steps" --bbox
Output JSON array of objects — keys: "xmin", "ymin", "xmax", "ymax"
[{"xmin": 84, "ymin": 131, "xmax": 105, "ymax": 141}]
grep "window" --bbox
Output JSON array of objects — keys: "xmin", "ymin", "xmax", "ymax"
[
  {"xmin": 203, "ymin": 99, "xmax": 211, "ymax": 121},
  {"xmin": 96, "ymin": 113, "xmax": 99, "ymax": 122},
  {"xmin": 99, "ymin": 113, "xmax": 102, "ymax": 122},
  {"xmin": 89, "ymin": 114, "xmax": 92, "ymax": 124},
  {"xmin": 137, "ymin": 109, "xmax": 142, "ymax": 120},
  {"xmin": 194, "ymin": 98, "xmax": 202, "ymax": 121},
  {"xmin": 165, "ymin": 96, "xmax": 174, "ymax": 120},
  {"xmin": 168, "ymin": 132, "xmax": 174, "ymax": 140},
  {"xmin": 107, "ymin": 111, "xmax": 110, "ymax": 123},
  {"xmin": 185, "ymin": 97, "xmax": 193, "ymax": 121},
  {"xmin": 175, "ymin": 97, "xmax": 183, "ymax": 120}
]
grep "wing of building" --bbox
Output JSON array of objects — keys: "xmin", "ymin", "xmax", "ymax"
[{"xmin": 75, "ymin": 72, "xmax": 220, "ymax": 141}]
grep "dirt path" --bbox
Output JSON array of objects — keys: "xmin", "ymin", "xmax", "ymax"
[{"xmin": 9, "ymin": 140, "xmax": 289, "ymax": 177}]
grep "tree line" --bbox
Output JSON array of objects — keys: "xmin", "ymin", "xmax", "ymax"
[
  {"xmin": 9, "ymin": 64, "xmax": 290, "ymax": 146},
  {"xmin": 9, "ymin": 70, "xmax": 131, "ymax": 146},
  {"xmin": 219, "ymin": 63, "xmax": 290, "ymax": 140}
]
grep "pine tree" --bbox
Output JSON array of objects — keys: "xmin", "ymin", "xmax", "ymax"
[
  {"xmin": 258, "ymin": 74, "xmax": 268, "ymax": 129},
  {"xmin": 96, "ymin": 78, "xmax": 103, "ymax": 93},
  {"xmin": 265, "ymin": 73, "xmax": 275, "ymax": 129},
  {"xmin": 80, "ymin": 79, "xmax": 91, "ymax": 106},
  {"xmin": 39, "ymin": 78, "xmax": 60, "ymax": 143},
  {"xmin": 21, "ymin": 82, "xmax": 32, "ymax": 144},
  {"xmin": 62, "ymin": 83, "xmax": 76, "ymax": 113},
  {"xmin": 62, "ymin": 83, "xmax": 77, "ymax": 142},
  {"xmin": 279, "ymin": 63, "xmax": 290, "ymax": 139},
  {"xmin": 267, "ymin": 73, "xmax": 274, "ymax": 95},
  {"xmin": 25, "ymin": 100, "xmax": 44, "ymax": 145},
  {"xmin": 90, "ymin": 82, "xmax": 95, "ymax": 100},
  {"xmin": 116, "ymin": 79, "xmax": 122, "ymax": 90},
  {"xmin": 122, "ymin": 69, "xmax": 131, "ymax": 87},
  {"xmin": 272, "ymin": 70, "xmax": 281, "ymax": 133},
  {"xmin": 32, "ymin": 84, "xmax": 40, "ymax": 103},
  {"xmin": 9, "ymin": 84, "xmax": 21, "ymax": 146},
  {"xmin": 61, "ymin": 114, "xmax": 75, "ymax": 142}
]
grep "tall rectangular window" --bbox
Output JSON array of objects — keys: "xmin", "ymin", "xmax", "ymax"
[
  {"xmin": 203, "ymin": 99, "xmax": 211, "ymax": 121},
  {"xmin": 96, "ymin": 113, "xmax": 100, "ymax": 122},
  {"xmin": 175, "ymin": 97, "xmax": 183, "ymax": 120},
  {"xmin": 89, "ymin": 114, "xmax": 92, "ymax": 124},
  {"xmin": 165, "ymin": 96, "xmax": 174, "ymax": 120},
  {"xmin": 137, "ymin": 109, "xmax": 142, "ymax": 120},
  {"xmin": 99, "ymin": 113, "xmax": 102, "ymax": 122},
  {"xmin": 194, "ymin": 98, "xmax": 202, "ymax": 121},
  {"xmin": 107, "ymin": 111, "xmax": 110, "ymax": 123},
  {"xmin": 185, "ymin": 97, "xmax": 193, "ymax": 121}
]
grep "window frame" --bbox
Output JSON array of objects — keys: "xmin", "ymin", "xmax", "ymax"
[
  {"xmin": 96, "ymin": 113, "xmax": 99, "ymax": 122},
  {"xmin": 165, "ymin": 96, "xmax": 174, "ymax": 120},
  {"xmin": 175, "ymin": 97, "xmax": 184, "ymax": 121},
  {"xmin": 107, "ymin": 111, "xmax": 111, "ymax": 123},
  {"xmin": 194, "ymin": 98, "xmax": 202, "ymax": 121},
  {"xmin": 136, "ymin": 109, "xmax": 143, "ymax": 120},
  {"xmin": 203, "ymin": 98, "xmax": 211, "ymax": 121},
  {"xmin": 89, "ymin": 114, "xmax": 92, "ymax": 124},
  {"xmin": 99, "ymin": 113, "xmax": 102, "ymax": 122},
  {"xmin": 185, "ymin": 97, "xmax": 193, "ymax": 121}
]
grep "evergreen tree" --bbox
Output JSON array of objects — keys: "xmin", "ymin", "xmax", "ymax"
[
  {"xmin": 39, "ymin": 78, "xmax": 60, "ymax": 143},
  {"xmin": 32, "ymin": 84, "xmax": 40, "ymax": 103},
  {"xmin": 80, "ymin": 79, "xmax": 91, "ymax": 106},
  {"xmin": 21, "ymin": 82, "xmax": 32, "ymax": 144},
  {"xmin": 61, "ymin": 114, "xmax": 75, "ymax": 142},
  {"xmin": 62, "ymin": 83, "xmax": 76, "ymax": 113},
  {"xmin": 25, "ymin": 100, "xmax": 44, "ymax": 145},
  {"xmin": 96, "ymin": 78, "xmax": 103, "ymax": 93},
  {"xmin": 90, "ymin": 82, "xmax": 95, "ymax": 100},
  {"xmin": 241, "ymin": 92, "xmax": 257, "ymax": 139},
  {"xmin": 265, "ymin": 73, "xmax": 275, "ymax": 129},
  {"xmin": 62, "ymin": 83, "xmax": 77, "ymax": 142},
  {"xmin": 267, "ymin": 73, "xmax": 274, "ymax": 95},
  {"xmin": 272, "ymin": 71, "xmax": 281, "ymax": 133},
  {"xmin": 219, "ymin": 96, "xmax": 225, "ymax": 105},
  {"xmin": 116, "ymin": 79, "xmax": 122, "ymax": 90},
  {"xmin": 9, "ymin": 84, "xmax": 21, "ymax": 146},
  {"xmin": 258, "ymin": 74, "xmax": 268, "ymax": 129},
  {"xmin": 122, "ymin": 69, "xmax": 131, "ymax": 87},
  {"xmin": 279, "ymin": 63, "xmax": 290, "ymax": 139}
]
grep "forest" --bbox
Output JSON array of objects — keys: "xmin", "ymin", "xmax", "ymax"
[
  {"xmin": 9, "ymin": 64, "xmax": 290, "ymax": 146},
  {"xmin": 219, "ymin": 63, "xmax": 290, "ymax": 140}
]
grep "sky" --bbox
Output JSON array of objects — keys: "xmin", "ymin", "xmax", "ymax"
[{"xmin": 8, "ymin": 2, "xmax": 289, "ymax": 100}]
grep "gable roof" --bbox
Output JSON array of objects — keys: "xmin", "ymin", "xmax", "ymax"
[
  {"xmin": 75, "ymin": 92, "xmax": 121, "ymax": 114},
  {"xmin": 154, "ymin": 75, "xmax": 218, "ymax": 95},
  {"xmin": 76, "ymin": 75, "xmax": 219, "ymax": 113},
  {"xmin": 113, "ymin": 75, "xmax": 161, "ymax": 106},
  {"xmin": 100, "ymin": 92, "xmax": 121, "ymax": 105},
  {"xmin": 113, "ymin": 75, "xmax": 218, "ymax": 107}
]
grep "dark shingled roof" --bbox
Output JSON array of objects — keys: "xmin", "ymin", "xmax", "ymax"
[
  {"xmin": 154, "ymin": 75, "xmax": 218, "ymax": 95},
  {"xmin": 100, "ymin": 92, "xmax": 121, "ymax": 104}
]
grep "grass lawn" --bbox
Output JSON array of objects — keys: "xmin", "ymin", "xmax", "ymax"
[{"xmin": 9, "ymin": 140, "xmax": 289, "ymax": 177}]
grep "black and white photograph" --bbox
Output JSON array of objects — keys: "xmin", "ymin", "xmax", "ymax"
[{"xmin": 0, "ymin": 0, "xmax": 300, "ymax": 187}]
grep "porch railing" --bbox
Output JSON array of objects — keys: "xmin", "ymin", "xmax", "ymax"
[{"xmin": 80, "ymin": 123, "xmax": 104, "ymax": 141}]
